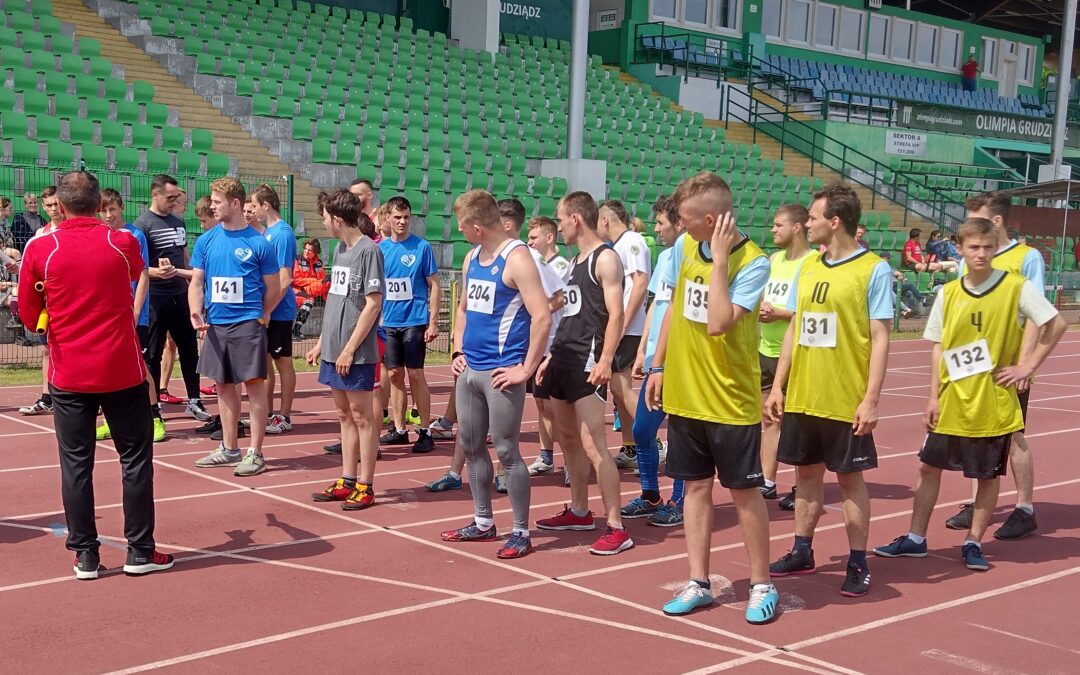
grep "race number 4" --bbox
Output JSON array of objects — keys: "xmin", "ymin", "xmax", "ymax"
[
  {"xmin": 211, "ymin": 276, "xmax": 243, "ymax": 304},
  {"xmin": 466, "ymin": 279, "xmax": 496, "ymax": 314},
  {"xmin": 329, "ymin": 266, "xmax": 350, "ymax": 296},
  {"xmin": 563, "ymin": 284, "xmax": 582, "ymax": 317},
  {"xmin": 682, "ymin": 279, "xmax": 708, "ymax": 323},
  {"xmin": 798, "ymin": 311, "xmax": 837, "ymax": 347},
  {"xmin": 944, "ymin": 338, "xmax": 992, "ymax": 381}
]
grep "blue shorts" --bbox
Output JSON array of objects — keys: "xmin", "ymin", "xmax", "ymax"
[{"xmin": 318, "ymin": 360, "xmax": 377, "ymax": 391}]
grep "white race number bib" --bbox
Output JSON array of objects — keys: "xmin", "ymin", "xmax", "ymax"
[
  {"xmin": 466, "ymin": 279, "xmax": 496, "ymax": 314},
  {"xmin": 211, "ymin": 276, "xmax": 243, "ymax": 304},
  {"xmin": 682, "ymin": 280, "xmax": 708, "ymax": 323},
  {"xmin": 764, "ymin": 279, "xmax": 792, "ymax": 306},
  {"xmin": 654, "ymin": 283, "xmax": 673, "ymax": 304},
  {"xmin": 563, "ymin": 284, "xmax": 582, "ymax": 317},
  {"xmin": 944, "ymin": 338, "xmax": 992, "ymax": 381},
  {"xmin": 329, "ymin": 266, "xmax": 350, "ymax": 296},
  {"xmin": 798, "ymin": 311, "xmax": 837, "ymax": 348},
  {"xmin": 385, "ymin": 277, "xmax": 413, "ymax": 302}
]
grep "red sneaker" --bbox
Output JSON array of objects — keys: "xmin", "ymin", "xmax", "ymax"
[
  {"xmin": 340, "ymin": 485, "xmax": 375, "ymax": 511},
  {"xmin": 589, "ymin": 526, "xmax": 634, "ymax": 556},
  {"xmin": 312, "ymin": 478, "xmax": 352, "ymax": 502},
  {"xmin": 200, "ymin": 384, "xmax": 217, "ymax": 396},
  {"xmin": 158, "ymin": 391, "xmax": 184, "ymax": 405},
  {"xmin": 535, "ymin": 504, "xmax": 596, "ymax": 531}
]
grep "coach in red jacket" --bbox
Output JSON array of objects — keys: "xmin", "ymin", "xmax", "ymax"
[{"xmin": 18, "ymin": 171, "xmax": 174, "ymax": 580}]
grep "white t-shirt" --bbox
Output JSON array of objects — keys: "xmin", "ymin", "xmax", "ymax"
[
  {"xmin": 546, "ymin": 254, "xmax": 571, "ymax": 283},
  {"xmin": 611, "ymin": 230, "xmax": 651, "ymax": 337},
  {"xmin": 529, "ymin": 246, "xmax": 567, "ymax": 354},
  {"xmin": 923, "ymin": 270, "xmax": 1059, "ymax": 343}
]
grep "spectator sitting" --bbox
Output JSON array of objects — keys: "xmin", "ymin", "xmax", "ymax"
[
  {"xmin": 292, "ymin": 237, "xmax": 329, "ymax": 340},
  {"xmin": 903, "ymin": 228, "xmax": 957, "ymax": 274},
  {"xmin": 892, "ymin": 269, "xmax": 923, "ymax": 319}
]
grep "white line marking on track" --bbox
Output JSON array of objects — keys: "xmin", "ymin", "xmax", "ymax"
[
  {"xmin": 968, "ymin": 623, "xmax": 1080, "ymax": 656},
  {"xmin": 920, "ymin": 648, "xmax": 1028, "ymax": 674}
]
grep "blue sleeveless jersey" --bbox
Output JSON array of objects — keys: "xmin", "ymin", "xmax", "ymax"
[{"xmin": 462, "ymin": 240, "xmax": 531, "ymax": 370}]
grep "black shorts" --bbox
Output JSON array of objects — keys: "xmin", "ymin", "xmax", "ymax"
[
  {"xmin": 197, "ymin": 320, "xmax": 268, "ymax": 385},
  {"xmin": 383, "ymin": 325, "xmax": 427, "ymax": 369},
  {"xmin": 777, "ymin": 412, "xmax": 878, "ymax": 473},
  {"xmin": 544, "ymin": 357, "xmax": 607, "ymax": 403},
  {"xmin": 137, "ymin": 325, "xmax": 151, "ymax": 365},
  {"xmin": 527, "ymin": 371, "xmax": 551, "ymax": 400},
  {"xmin": 665, "ymin": 415, "xmax": 764, "ymax": 489},
  {"xmin": 612, "ymin": 335, "xmax": 641, "ymax": 373},
  {"xmin": 760, "ymin": 353, "xmax": 779, "ymax": 391},
  {"xmin": 919, "ymin": 432, "xmax": 1011, "ymax": 480},
  {"xmin": 266, "ymin": 320, "xmax": 293, "ymax": 358},
  {"xmin": 1018, "ymin": 388, "xmax": 1029, "ymax": 428}
]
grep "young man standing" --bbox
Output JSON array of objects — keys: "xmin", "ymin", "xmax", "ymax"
[
  {"xmin": 441, "ymin": 191, "xmax": 551, "ymax": 559},
  {"xmin": 252, "ymin": 185, "xmax": 298, "ymax": 435},
  {"xmin": 535, "ymin": 192, "xmax": 632, "ymax": 556},
  {"xmin": 378, "ymin": 196, "xmax": 440, "ymax": 453},
  {"xmin": 644, "ymin": 174, "xmax": 778, "ymax": 623},
  {"xmin": 134, "ymin": 175, "xmax": 211, "ymax": 422},
  {"xmin": 760, "ymin": 204, "xmax": 814, "ymax": 508},
  {"xmin": 764, "ymin": 182, "xmax": 893, "ymax": 598},
  {"xmin": 308, "ymin": 190, "xmax": 384, "ymax": 510},
  {"xmin": 947, "ymin": 191, "xmax": 1049, "ymax": 541},
  {"xmin": 349, "ymin": 179, "xmax": 377, "ymax": 220},
  {"xmin": 597, "ymin": 200, "xmax": 652, "ymax": 469},
  {"xmin": 189, "ymin": 178, "xmax": 280, "ymax": 477},
  {"xmin": 622, "ymin": 196, "xmax": 686, "ymax": 526},
  {"xmin": 527, "ymin": 217, "xmax": 571, "ymax": 281},
  {"xmin": 18, "ymin": 186, "xmax": 64, "ymax": 416},
  {"xmin": 11, "ymin": 191, "xmax": 44, "ymax": 251},
  {"xmin": 96, "ymin": 189, "xmax": 166, "ymax": 443},
  {"xmin": 873, "ymin": 217, "xmax": 1064, "ymax": 570}
]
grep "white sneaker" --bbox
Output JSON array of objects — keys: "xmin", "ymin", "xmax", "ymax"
[
  {"xmin": 265, "ymin": 414, "xmax": 292, "ymax": 434},
  {"xmin": 613, "ymin": 445, "xmax": 638, "ymax": 469},
  {"xmin": 428, "ymin": 417, "xmax": 455, "ymax": 440},
  {"xmin": 195, "ymin": 445, "xmax": 242, "ymax": 467},
  {"xmin": 528, "ymin": 456, "xmax": 554, "ymax": 476},
  {"xmin": 234, "ymin": 449, "xmax": 266, "ymax": 476},
  {"xmin": 186, "ymin": 398, "xmax": 212, "ymax": 422}
]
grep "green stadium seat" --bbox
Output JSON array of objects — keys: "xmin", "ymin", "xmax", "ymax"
[
  {"xmin": 176, "ymin": 151, "xmax": 201, "ymax": 175},
  {"xmin": 205, "ymin": 153, "xmax": 229, "ymax": 175},
  {"xmin": 67, "ymin": 117, "xmax": 94, "ymax": 144},
  {"xmin": 190, "ymin": 128, "xmax": 212, "ymax": 153},
  {"xmin": 130, "ymin": 123, "xmax": 155, "ymax": 149},
  {"xmin": 22, "ymin": 90, "xmax": 48, "ymax": 115},
  {"xmin": 35, "ymin": 115, "xmax": 60, "ymax": 140},
  {"xmin": 99, "ymin": 119, "xmax": 124, "ymax": 146},
  {"xmin": 46, "ymin": 139, "xmax": 73, "ymax": 167},
  {"xmin": 80, "ymin": 143, "xmax": 107, "ymax": 169},
  {"xmin": 10, "ymin": 137, "xmax": 39, "ymax": 162},
  {"xmin": 145, "ymin": 149, "xmax": 171, "ymax": 173},
  {"xmin": 113, "ymin": 146, "xmax": 139, "ymax": 171}
]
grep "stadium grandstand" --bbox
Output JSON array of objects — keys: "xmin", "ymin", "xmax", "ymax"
[{"xmin": 0, "ymin": 0, "xmax": 1078, "ymax": 361}]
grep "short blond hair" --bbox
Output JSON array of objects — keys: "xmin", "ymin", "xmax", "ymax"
[
  {"xmin": 194, "ymin": 195, "xmax": 213, "ymax": 219},
  {"xmin": 210, "ymin": 177, "xmax": 245, "ymax": 204},
  {"xmin": 528, "ymin": 216, "xmax": 557, "ymax": 238},
  {"xmin": 454, "ymin": 189, "xmax": 500, "ymax": 229},
  {"xmin": 671, "ymin": 172, "xmax": 733, "ymax": 215}
]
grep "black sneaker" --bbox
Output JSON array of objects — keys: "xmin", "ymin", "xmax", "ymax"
[
  {"xmin": 74, "ymin": 549, "xmax": 101, "ymax": 580},
  {"xmin": 778, "ymin": 486, "xmax": 796, "ymax": 511},
  {"xmin": 411, "ymin": 430, "xmax": 435, "ymax": 454},
  {"xmin": 759, "ymin": 484, "xmax": 778, "ymax": 500},
  {"xmin": 324, "ymin": 441, "xmax": 342, "ymax": 454},
  {"xmin": 945, "ymin": 503, "xmax": 974, "ymax": 530},
  {"xmin": 195, "ymin": 415, "xmax": 222, "ymax": 435},
  {"xmin": 380, "ymin": 429, "xmax": 410, "ymax": 445},
  {"xmin": 994, "ymin": 508, "xmax": 1037, "ymax": 540},
  {"xmin": 123, "ymin": 548, "xmax": 174, "ymax": 575},
  {"xmin": 769, "ymin": 548, "xmax": 816, "ymax": 577},
  {"xmin": 840, "ymin": 562, "xmax": 870, "ymax": 597},
  {"xmin": 210, "ymin": 423, "xmax": 246, "ymax": 442}
]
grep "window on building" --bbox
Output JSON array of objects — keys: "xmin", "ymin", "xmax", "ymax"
[
  {"xmin": 763, "ymin": 0, "xmax": 782, "ymax": 37},
  {"xmin": 838, "ymin": 8, "xmax": 863, "ymax": 53},
  {"xmin": 652, "ymin": 0, "xmax": 677, "ymax": 20},
  {"xmin": 684, "ymin": 0, "xmax": 708, "ymax": 24},
  {"xmin": 982, "ymin": 36, "xmax": 998, "ymax": 76},
  {"xmin": 940, "ymin": 29, "xmax": 961, "ymax": 70},
  {"xmin": 891, "ymin": 19, "xmax": 913, "ymax": 61},
  {"xmin": 915, "ymin": 23, "xmax": 937, "ymax": 65},
  {"xmin": 1019, "ymin": 44, "xmax": 1035, "ymax": 84},
  {"xmin": 785, "ymin": 0, "xmax": 810, "ymax": 43},
  {"xmin": 868, "ymin": 13, "xmax": 889, "ymax": 57},
  {"xmin": 814, "ymin": 3, "xmax": 836, "ymax": 48},
  {"xmin": 715, "ymin": 0, "xmax": 739, "ymax": 30}
]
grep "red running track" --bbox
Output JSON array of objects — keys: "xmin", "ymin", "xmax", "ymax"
[{"xmin": 2, "ymin": 336, "xmax": 1080, "ymax": 673}]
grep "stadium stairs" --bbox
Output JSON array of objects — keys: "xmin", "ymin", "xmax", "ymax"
[{"xmin": 58, "ymin": 0, "xmax": 321, "ymax": 234}]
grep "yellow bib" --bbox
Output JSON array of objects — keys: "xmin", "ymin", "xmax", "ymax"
[
  {"xmin": 786, "ymin": 250, "xmax": 884, "ymax": 423},
  {"xmin": 759, "ymin": 250, "xmax": 815, "ymax": 358},
  {"xmin": 934, "ymin": 273, "xmax": 1025, "ymax": 437},
  {"xmin": 664, "ymin": 235, "xmax": 766, "ymax": 425}
]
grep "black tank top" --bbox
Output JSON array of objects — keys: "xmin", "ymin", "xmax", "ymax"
[{"xmin": 551, "ymin": 247, "xmax": 620, "ymax": 370}]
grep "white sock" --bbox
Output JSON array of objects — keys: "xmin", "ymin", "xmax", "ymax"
[
  {"xmin": 963, "ymin": 539, "xmax": 981, "ymax": 548},
  {"xmin": 1016, "ymin": 504, "xmax": 1034, "ymax": 515},
  {"xmin": 764, "ymin": 479, "xmax": 776, "ymax": 489},
  {"xmin": 448, "ymin": 471, "xmax": 461, "ymax": 480},
  {"xmin": 570, "ymin": 507, "xmax": 589, "ymax": 518},
  {"xmin": 751, "ymin": 582, "xmax": 775, "ymax": 593},
  {"xmin": 512, "ymin": 528, "xmax": 530, "ymax": 538},
  {"xmin": 906, "ymin": 532, "xmax": 926, "ymax": 545},
  {"xmin": 475, "ymin": 516, "xmax": 494, "ymax": 530}
]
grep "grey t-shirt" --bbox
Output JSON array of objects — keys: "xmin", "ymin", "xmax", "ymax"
[{"xmin": 321, "ymin": 236, "xmax": 384, "ymax": 365}]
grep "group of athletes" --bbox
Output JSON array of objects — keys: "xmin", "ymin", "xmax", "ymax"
[{"xmin": 19, "ymin": 170, "xmax": 1067, "ymax": 626}]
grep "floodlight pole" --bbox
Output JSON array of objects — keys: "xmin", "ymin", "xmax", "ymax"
[
  {"xmin": 567, "ymin": 0, "xmax": 589, "ymax": 161},
  {"xmin": 1050, "ymin": 0, "xmax": 1077, "ymax": 170}
]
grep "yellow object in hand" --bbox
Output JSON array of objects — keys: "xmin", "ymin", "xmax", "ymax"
[{"xmin": 35, "ymin": 309, "xmax": 48, "ymax": 334}]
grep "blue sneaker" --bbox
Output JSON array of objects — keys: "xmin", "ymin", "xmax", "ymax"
[
  {"xmin": 663, "ymin": 581, "xmax": 713, "ymax": 616},
  {"xmin": 647, "ymin": 501, "xmax": 684, "ymax": 527},
  {"xmin": 745, "ymin": 584, "xmax": 779, "ymax": 625},
  {"xmin": 496, "ymin": 532, "xmax": 533, "ymax": 559},
  {"xmin": 873, "ymin": 535, "xmax": 928, "ymax": 558},
  {"xmin": 962, "ymin": 543, "xmax": 989, "ymax": 571},
  {"xmin": 612, "ymin": 407, "xmax": 621, "ymax": 432},
  {"xmin": 620, "ymin": 496, "xmax": 662, "ymax": 519},
  {"xmin": 427, "ymin": 472, "xmax": 463, "ymax": 492}
]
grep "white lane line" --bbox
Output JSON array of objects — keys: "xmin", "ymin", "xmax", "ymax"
[
  {"xmin": 968, "ymin": 623, "xmax": 1080, "ymax": 656},
  {"xmin": 919, "ymin": 649, "xmax": 1026, "ymax": 675}
]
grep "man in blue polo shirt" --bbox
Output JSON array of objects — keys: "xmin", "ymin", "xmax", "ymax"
[
  {"xmin": 378, "ymin": 196, "xmax": 440, "ymax": 453},
  {"xmin": 252, "ymin": 184, "xmax": 298, "ymax": 435},
  {"xmin": 189, "ymin": 178, "xmax": 280, "ymax": 478}
]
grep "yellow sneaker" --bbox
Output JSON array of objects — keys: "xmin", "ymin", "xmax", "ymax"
[
  {"xmin": 153, "ymin": 418, "xmax": 166, "ymax": 442},
  {"xmin": 95, "ymin": 422, "xmax": 111, "ymax": 440}
]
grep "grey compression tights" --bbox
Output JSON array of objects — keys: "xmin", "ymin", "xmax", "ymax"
[{"xmin": 456, "ymin": 367, "xmax": 530, "ymax": 533}]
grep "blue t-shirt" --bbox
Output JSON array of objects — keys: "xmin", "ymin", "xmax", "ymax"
[
  {"xmin": 265, "ymin": 219, "xmax": 297, "ymax": 321},
  {"xmin": 785, "ymin": 249, "xmax": 894, "ymax": 320},
  {"xmin": 123, "ymin": 224, "xmax": 150, "ymax": 327},
  {"xmin": 663, "ymin": 234, "xmax": 772, "ymax": 312},
  {"xmin": 378, "ymin": 234, "xmax": 438, "ymax": 328},
  {"xmin": 644, "ymin": 245, "xmax": 677, "ymax": 366},
  {"xmin": 191, "ymin": 225, "xmax": 279, "ymax": 325}
]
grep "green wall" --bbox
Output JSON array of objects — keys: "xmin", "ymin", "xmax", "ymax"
[
  {"xmin": 589, "ymin": 28, "xmax": 623, "ymax": 65},
  {"xmin": 817, "ymin": 121, "xmax": 976, "ymax": 165}
]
